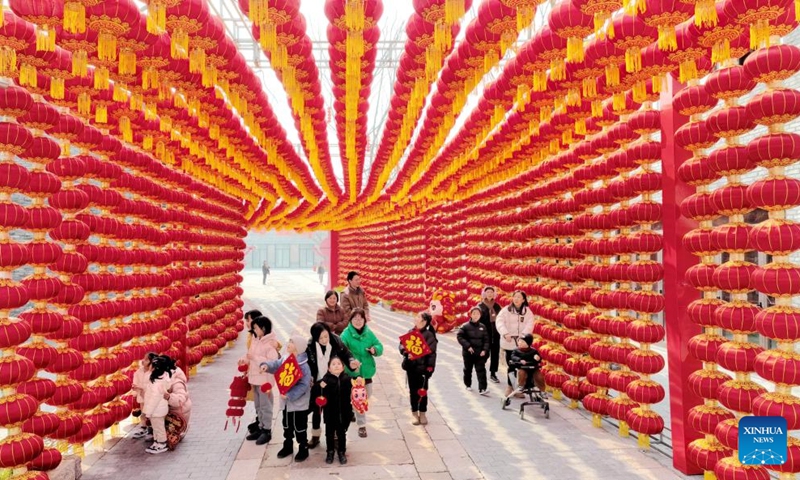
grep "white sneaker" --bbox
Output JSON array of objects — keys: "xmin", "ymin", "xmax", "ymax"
[
  {"xmin": 479, "ymin": 389, "xmax": 489, "ymax": 396},
  {"xmin": 131, "ymin": 425, "xmax": 150, "ymax": 439},
  {"xmin": 465, "ymin": 386, "xmax": 473, "ymax": 392},
  {"xmin": 145, "ymin": 442, "xmax": 168, "ymax": 454}
]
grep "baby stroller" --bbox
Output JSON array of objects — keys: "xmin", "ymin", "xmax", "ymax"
[{"xmin": 501, "ymin": 353, "xmax": 550, "ymax": 420}]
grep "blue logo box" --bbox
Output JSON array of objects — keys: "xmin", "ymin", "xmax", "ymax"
[{"xmin": 739, "ymin": 416, "xmax": 788, "ymax": 465}]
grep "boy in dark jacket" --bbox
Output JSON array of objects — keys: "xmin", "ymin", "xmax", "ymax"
[
  {"xmin": 457, "ymin": 307, "xmax": 490, "ymax": 395},
  {"xmin": 319, "ymin": 356, "xmax": 352, "ymax": 465}
]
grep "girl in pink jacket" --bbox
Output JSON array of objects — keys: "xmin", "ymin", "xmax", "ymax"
[
  {"xmin": 131, "ymin": 352, "xmax": 157, "ymax": 440},
  {"xmin": 238, "ymin": 316, "xmax": 280, "ymax": 445},
  {"xmin": 142, "ymin": 356, "xmax": 174, "ymax": 454}
]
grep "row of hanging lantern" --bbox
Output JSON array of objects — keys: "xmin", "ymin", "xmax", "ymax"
[
  {"xmin": 242, "ymin": 0, "xmax": 341, "ymax": 203},
  {"xmin": 326, "ymin": 0, "xmax": 382, "ymax": 203},
  {"xmin": 361, "ymin": 0, "xmax": 471, "ymax": 203}
]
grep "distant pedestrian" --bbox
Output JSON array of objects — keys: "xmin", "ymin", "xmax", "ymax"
[
  {"xmin": 477, "ymin": 286, "xmax": 502, "ymax": 383},
  {"xmin": 340, "ymin": 271, "xmax": 370, "ymax": 321},
  {"xmin": 317, "ymin": 264, "xmax": 326, "ymax": 285},
  {"xmin": 262, "ymin": 261, "xmax": 270, "ymax": 285},
  {"xmin": 457, "ymin": 307, "xmax": 490, "ymax": 395},
  {"xmin": 399, "ymin": 312, "xmax": 438, "ymax": 426}
]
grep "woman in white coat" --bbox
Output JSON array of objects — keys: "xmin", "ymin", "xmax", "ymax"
[{"xmin": 495, "ymin": 290, "xmax": 535, "ymax": 397}]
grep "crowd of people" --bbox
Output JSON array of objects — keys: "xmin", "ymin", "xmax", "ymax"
[{"xmin": 231, "ymin": 270, "xmax": 543, "ymax": 466}]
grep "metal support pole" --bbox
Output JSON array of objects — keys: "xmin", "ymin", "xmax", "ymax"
[{"xmin": 660, "ymin": 74, "xmax": 703, "ymax": 475}]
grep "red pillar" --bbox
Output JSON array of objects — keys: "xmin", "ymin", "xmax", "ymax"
[
  {"xmin": 660, "ymin": 74, "xmax": 703, "ymax": 475},
  {"xmin": 329, "ymin": 230, "xmax": 339, "ymax": 291}
]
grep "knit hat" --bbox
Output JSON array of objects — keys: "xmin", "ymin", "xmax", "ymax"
[
  {"xmin": 481, "ymin": 286, "xmax": 495, "ymax": 299},
  {"xmin": 520, "ymin": 334, "xmax": 534, "ymax": 347},
  {"xmin": 289, "ymin": 334, "xmax": 308, "ymax": 354}
]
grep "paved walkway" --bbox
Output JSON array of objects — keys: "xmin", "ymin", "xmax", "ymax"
[{"xmin": 81, "ymin": 270, "xmax": 690, "ymax": 480}]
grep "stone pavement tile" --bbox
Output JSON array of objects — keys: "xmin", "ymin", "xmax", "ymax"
[
  {"xmin": 420, "ymin": 473, "xmax": 454, "ymax": 480},
  {"xmin": 409, "ymin": 448, "xmax": 447, "ymax": 473},
  {"xmin": 225, "ymin": 458, "xmax": 262, "ymax": 480},
  {"xmin": 237, "ymin": 440, "xmax": 268, "ymax": 460}
]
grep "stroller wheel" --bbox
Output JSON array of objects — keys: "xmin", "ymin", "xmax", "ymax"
[
  {"xmin": 544, "ymin": 404, "xmax": 550, "ymax": 419},
  {"xmin": 501, "ymin": 397, "xmax": 510, "ymax": 409}
]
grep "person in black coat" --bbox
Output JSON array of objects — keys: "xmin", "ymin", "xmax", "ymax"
[
  {"xmin": 319, "ymin": 356, "xmax": 352, "ymax": 465},
  {"xmin": 399, "ymin": 311, "xmax": 438, "ymax": 426},
  {"xmin": 457, "ymin": 307, "xmax": 490, "ymax": 395},
  {"xmin": 477, "ymin": 286, "xmax": 502, "ymax": 383},
  {"xmin": 306, "ymin": 322, "xmax": 359, "ymax": 449}
]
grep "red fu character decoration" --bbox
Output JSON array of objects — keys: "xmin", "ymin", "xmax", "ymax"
[
  {"xmin": 399, "ymin": 330, "xmax": 432, "ymax": 361},
  {"xmin": 273, "ymin": 354, "xmax": 303, "ymax": 395}
]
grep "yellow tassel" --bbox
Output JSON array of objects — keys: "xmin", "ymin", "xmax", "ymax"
[
  {"xmin": 797, "ymin": 0, "xmax": 800, "ymax": 27},
  {"xmin": 143, "ymin": 136, "xmax": 153, "ymax": 150},
  {"xmin": 445, "ymin": 0, "xmax": 464, "ymax": 25},
  {"xmin": 20, "ymin": 63, "xmax": 37, "ymax": 88},
  {"xmin": 0, "ymin": 4, "xmax": 3, "ymax": 28},
  {"xmin": 533, "ymin": 71, "xmax": 547, "ymax": 92},
  {"xmin": 605, "ymin": 63, "xmax": 620, "ymax": 86},
  {"xmin": 50, "ymin": 77, "xmax": 65, "ymax": 99},
  {"xmin": 550, "ymin": 59, "xmax": 565, "ymax": 81},
  {"xmin": 657, "ymin": 26, "xmax": 678, "ymax": 51},
  {"xmin": 95, "ymin": 104, "xmax": 107, "ymax": 123},
  {"xmin": 619, "ymin": 421, "xmax": 630, "ymax": 437},
  {"xmin": 592, "ymin": 99, "xmax": 603, "ymax": 117},
  {"xmin": 0, "ymin": 47, "xmax": 15, "ymax": 78},
  {"xmin": 550, "ymin": 139, "xmax": 560, "ymax": 154},
  {"xmin": 562, "ymin": 129, "xmax": 573, "ymax": 145},
  {"xmin": 171, "ymin": 30, "xmax": 189, "ymax": 59},
  {"xmin": 613, "ymin": 92, "xmax": 626, "ymax": 112},
  {"xmin": 113, "ymin": 84, "xmax": 127, "ymax": 102},
  {"xmin": 750, "ymin": 19, "xmax": 771, "ymax": 50},
  {"xmin": 72, "ymin": 50, "xmax": 88, "ymax": 77},
  {"xmin": 345, "ymin": 0, "xmax": 365, "ymax": 31},
  {"xmin": 119, "ymin": 49, "xmax": 136, "ymax": 75},
  {"xmin": 633, "ymin": 80, "xmax": 647, "ymax": 103},
  {"xmin": 652, "ymin": 74, "xmax": 664, "ymax": 93},
  {"xmin": 594, "ymin": 12, "xmax": 610, "ymax": 37},
  {"xmin": 638, "ymin": 434, "xmax": 651, "ymax": 449},
  {"xmin": 567, "ymin": 37, "xmax": 584, "ymax": 63},
  {"xmin": 63, "ymin": 2, "xmax": 85, "ymax": 34},
  {"xmin": 695, "ymin": 0, "xmax": 718, "ymax": 27},
  {"xmin": 78, "ymin": 92, "xmax": 91, "ymax": 116},
  {"xmin": 249, "ymin": 0, "xmax": 269, "ymax": 25},
  {"xmin": 516, "ymin": 7, "xmax": 533, "ymax": 31},
  {"xmin": 156, "ymin": 140, "xmax": 166, "ymax": 159},
  {"xmin": 189, "ymin": 47, "xmax": 206, "ymax": 74},
  {"xmin": 625, "ymin": 47, "xmax": 642, "ymax": 73},
  {"xmin": 130, "ymin": 93, "xmax": 142, "ymax": 111},
  {"xmin": 119, "ymin": 116, "xmax": 131, "ymax": 142},
  {"xmin": 679, "ymin": 59, "xmax": 698, "ymax": 83},
  {"xmin": 147, "ymin": 2, "xmax": 166, "ymax": 34},
  {"xmin": 592, "ymin": 414, "xmax": 602, "ymax": 428},
  {"xmin": 704, "ymin": 471, "xmax": 717, "ymax": 480},
  {"xmin": 575, "ymin": 118, "xmax": 587, "ymax": 135},
  {"xmin": 36, "ymin": 26, "xmax": 56, "ymax": 52},
  {"xmin": 711, "ymin": 38, "xmax": 731, "ymax": 64},
  {"xmin": 98, "ymin": 33, "xmax": 117, "ymax": 61},
  {"xmin": 94, "ymin": 66, "xmax": 109, "ymax": 90},
  {"xmin": 583, "ymin": 77, "xmax": 597, "ymax": 98}
]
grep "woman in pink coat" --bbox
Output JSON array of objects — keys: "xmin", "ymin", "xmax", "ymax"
[
  {"xmin": 166, "ymin": 366, "xmax": 192, "ymax": 437},
  {"xmin": 238, "ymin": 316, "xmax": 280, "ymax": 445}
]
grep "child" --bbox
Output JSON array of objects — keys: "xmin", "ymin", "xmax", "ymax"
[
  {"xmin": 399, "ymin": 312, "xmax": 438, "ymax": 426},
  {"xmin": 260, "ymin": 335, "xmax": 312, "ymax": 462},
  {"xmin": 456, "ymin": 307, "xmax": 490, "ymax": 395},
  {"xmin": 142, "ymin": 356, "xmax": 174, "ymax": 454},
  {"xmin": 239, "ymin": 316, "xmax": 280, "ymax": 445},
  {"xmin": 319, "ymin": 356, "xmax": 352, "ymax": 465},
  {"xmin": 508, "ymin": 334, "xmax": 545, "ymax": 394},
  {"xmin": 131, "ymin": 352, "xmax": 158, "ymax": 439}
]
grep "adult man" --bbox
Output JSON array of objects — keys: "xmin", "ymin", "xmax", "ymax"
[
  {"xmin": 262, "ymin": 261, "xmax": 270, "ymax": 285},
  {"xmin": 340, "ymin": 271, "xmax": 370, "ymax": 321},
  {"xmin": 317, "ymin": 264, "xmax": 326, "ymax": 285},
  {"xmin": 477, "ymin": 286, "xmax": 502, "ymax": 383}
]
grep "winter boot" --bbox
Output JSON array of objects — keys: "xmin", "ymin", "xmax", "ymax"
[
  {"xmin": 276, "ymin": 441, "xmax": 293, "ymax": 459},
  {"xmin": 419, "ymin": 412, "xmax": 428, "ymax": 425},
  {"xmin": 411, "ymin": 412, "xmax": 420, "ymax": 425},
  {"xmin": 307, "ymin": 436, "xmax": 320, "ymax": 449},
  {"xmin": 338, "ymin": 452, "xmax": 347, "ymax": 465},
  {"xmin": 246, "ymin": 427, "xmax": 262, "ymax": 441},
  {"xmin": 247, "ymin": 418, "xmax": 259, "ymax": 434},
  {"xmin": 255, "ymin": 429, "xmax": 272, "ymax": 446},
  {"xmin": 294, "ymin": 445, "xmax": 309, "ymax": 462},
  {"xmin": 325, "ymin": 451, "xmax": 335, "ymax": 464}
]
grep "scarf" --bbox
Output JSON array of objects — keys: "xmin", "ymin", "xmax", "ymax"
[{"xmin": 315, "ymin": 342, "xmax": 331, "ymax": 381}]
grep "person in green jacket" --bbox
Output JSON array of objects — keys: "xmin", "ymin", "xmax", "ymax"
[{"xmin": 340, "ymin": 308, "xmax": 383, "ymax": 438}]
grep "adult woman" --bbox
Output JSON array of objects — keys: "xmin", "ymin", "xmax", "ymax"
[
  {"xmin": 495, "ymin": 290, "xmax": 535, "ymax": 398},
  {"xmin": 164, "ymin": 355, "xmax": 192, "ymax": 447},
  {"xmin": 317, "ymin": 291, "xmax": 347, "ymax": 334},
  {"xmin": 306, "ymin": 322, "xmax": 359, "ymax": 449},
  {"xmin": 399, "ymin": 312, "xmax": 438, "ymax": 426},
  {"xmin": 340, "ymin": 308, "xmax": 383, "ymax": 438}
]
